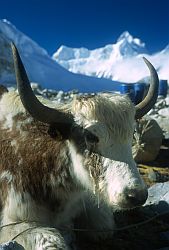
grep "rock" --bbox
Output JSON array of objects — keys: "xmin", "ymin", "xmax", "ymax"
[
  {"xmin": 148, "ymin": 169, "xmax": 157, "ymax": 182},
  {"xmin": 0, "ymin": 241, "xmax": 24, "ymax": 250},
  {"xmin": 160, "ymin": 231, "xmax": 169, "ymax": 242},
  {"xmin": 148, "ymin": 95, "xmax": 169, "ymax": 139},
  {"xmin": 153, "ymin": 116, "xmax": 169, "ymax": 138},
  {"xmin": 145, "ymin": 182, "xmax": 169, "ymax": 212},
  {"xmin": 165, "ymin": 96, "xmax": 169, "ymax": 106},
  {"xmin": 30, "ymin": 82, "xmax": 42, "ymax": 91},
  {"xmin": 132, "ymin": 118, "xmax": 163, "ymax": 163},
  {"xmin": 157, "ymin": 248, "xmax": 169, "ymax": 250},
  {"xmin": 155, "ymin": 98, "xmax": 167, "ymax": 110},
  {"xmin": 158, "ymin": 108, "xmax": 169, "ymax": 117}
]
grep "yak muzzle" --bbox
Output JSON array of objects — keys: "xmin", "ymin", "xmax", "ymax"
[{"xmin": 117, "ymin": 187, "xmax": 148, "ymax": 209}]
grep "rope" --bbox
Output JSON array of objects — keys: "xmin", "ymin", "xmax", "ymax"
[
  {"xmin": 12, "ymin": 226, "xmax": 38, "ymax": 241},
  {"xmin": 0, "ymin": 209, "xmax": 168, "ymax": 241}
]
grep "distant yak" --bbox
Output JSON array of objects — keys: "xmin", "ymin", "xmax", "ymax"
[{"xmin": 0, "ymin": 44, "xmax": 158, "ymax": 249}]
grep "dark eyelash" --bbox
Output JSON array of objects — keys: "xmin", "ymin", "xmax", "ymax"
[{"xmin": 85, "ymin": 131, "xmax": 99, "ymax": 143}]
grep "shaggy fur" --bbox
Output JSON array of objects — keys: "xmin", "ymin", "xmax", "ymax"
[{"xmin": 0, "ymin": 90, "xmax": 147, "ymax": 249}]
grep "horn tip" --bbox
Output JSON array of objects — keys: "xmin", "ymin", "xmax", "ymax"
[
  {"xmin": 11, "ymin": 42, "xmax": 16, "ymax": 50},
  {"xmin": 142, "ymin": 56, "xmax": 149, "ymax": 64},
  {"xmin": 142, "ymin": 57, "xmax": 155, "ymax": 71},
  {"xmin": 11, "ymin": 42, "xmax": 19, "ymax": 58}
]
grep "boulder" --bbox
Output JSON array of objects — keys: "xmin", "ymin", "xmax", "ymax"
[{"xmin": 132, "ymin": 118, "xmax": 163, "ymax": 163}]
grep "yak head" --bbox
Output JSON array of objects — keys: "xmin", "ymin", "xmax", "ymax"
[{"xmin": 11, "ymin": 44, "xmax": 159, "ymax": 209}]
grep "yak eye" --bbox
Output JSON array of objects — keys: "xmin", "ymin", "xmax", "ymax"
[{"xmin": 85, "ymin": 131, "xmax": 99, "ymax": 144}]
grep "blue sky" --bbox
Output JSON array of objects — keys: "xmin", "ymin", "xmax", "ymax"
[{"xmin": 0, "ymin": 0, "xmax": 169, "ymax": 55}]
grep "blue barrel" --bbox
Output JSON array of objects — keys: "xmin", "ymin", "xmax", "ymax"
[
  {"xmin": 134, "ymin": 82, "xmax": 145, "ymax": 104},
  {"xmin": 158, "ymin": 80, "xmax": 168, "ymax": 97},
  {"xmin": 120, "ymin": 83, "xmax": 135, "ymax": 103}
]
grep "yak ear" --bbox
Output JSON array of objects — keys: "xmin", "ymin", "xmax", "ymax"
[{"xmin": 11, "ymin": 42, "xmax": 74, "ymax": 138}]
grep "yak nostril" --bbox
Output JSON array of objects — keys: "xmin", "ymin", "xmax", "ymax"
[
  {"xmin": 126, "ymin": 189, "xmax": 148, "ymax": 206},
  {"xmin": 127, "ymin": 193, "xmax": 141, "ymax": 206}
]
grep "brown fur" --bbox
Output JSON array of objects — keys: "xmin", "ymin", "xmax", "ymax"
[{"xmin": 0, "ymin": 112, "xmax": 78, "ymax": 215}]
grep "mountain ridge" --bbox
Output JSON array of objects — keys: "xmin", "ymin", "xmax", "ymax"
[
  {"xmin": 0, "ymin": 19, "xmax": 168, "ymax": 92},
  {"xmin": 0, "ymin": 19, "xmax": 122, "ymax": 92},
  {"xmin": 53, "ymin": 32, "xmax": 168, "ymax": 83}
]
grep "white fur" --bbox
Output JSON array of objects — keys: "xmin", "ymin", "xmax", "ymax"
[
  {"xmin": 71, "ymin": 93, "xmax": 146, "ymax": 207},
  {"xmin": 0, "ymin": 223, "xmax": 68, "ymax": 250},
  {"xmin": 103, "ymin": 159, "xmax": 145, "ymax": 205},
  {"xmin": 0, "ymin": 92, "xmax": 24, "ymax": 130},
  {"xmin": 69, "ymin": 143, "xmax": 93, "ymax": 191},
  {"xmin": 0, "ymin": 171, "xmax": 13, "ymax": 183}
]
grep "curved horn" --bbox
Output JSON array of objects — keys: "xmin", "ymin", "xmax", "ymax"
[
  {"xmin": 11, "ymin": 43, "xmax": 74, "ymax": 126},
  {"xmin": 135, "ymin": 57, "xmax": 159, "ymax": 119}
]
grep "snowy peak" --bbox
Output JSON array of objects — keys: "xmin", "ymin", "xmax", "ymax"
[
  {"xmin": 52, "ymin": 31, "xmax": 150, "ymax": 80},
  {"xmin": 159, "ymin": 44, "xmax": 169, "ymax": 55},
  {"xmin": 0, "ymin": 19, "xmax": 168, "ymax": 90},
  {"xmin": 117, "ymin": 31, "xmax": 134, "ymax": 42},
  {"xmin": 0, "ymin": 19, "xmax": 121, "ymax": 92},
  {"xmin": 0, "ymin": 19, "xmax": 51, "ymax": 86},
  {"xmin": 117, "ymin": 31, "xmax": 144, "ymax": 47},
  {"xmin": 117, "ymin": 31, "xmax": 147, "ymax": 56},
  {"xmin": 53, "ymin": 31, "xmax": 169, "ymax": 83},
  {"xmin": 54, "ymin": 45, "xmax": 90, "ymax": 61},
  {"xmin": 0, "ymin": 19, "xmax": 48, "ymax": 57},
  {"xmin": 53, "ymin": 31, "xmax": 147, "ymax": 64}
]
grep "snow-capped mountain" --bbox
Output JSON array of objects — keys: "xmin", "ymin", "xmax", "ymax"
[
  {"xmin": 0, "ymin": 19, "xmax": 120, "ymax": 92},
  {"xmin": 53, "ymin": 32, "xmax": 169, "ymax": 83},
  {"xmin": 0, "ymin": 19, "xmax": 168, "ymax": 92},
  {"xmin": 53, "ymin": 31, "xmax": 147, "ymax": 64}
]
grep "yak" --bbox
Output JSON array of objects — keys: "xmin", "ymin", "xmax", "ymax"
[{"xmin": 0, "ymin": 44, "xmax": 159, "ymax": 249}]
